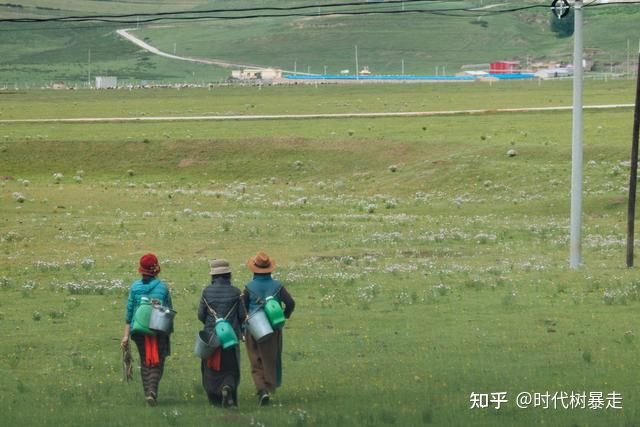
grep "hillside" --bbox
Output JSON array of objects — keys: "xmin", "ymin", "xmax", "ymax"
[{"xmin": 0, "ymin": 0, "xmax": 638, "ymax": 86}]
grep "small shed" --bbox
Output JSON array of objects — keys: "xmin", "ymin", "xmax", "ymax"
[
  {"xmin": 489, "ymin": 61, "xmax": 520, "ymax": 74},
  {"xmin": 95, "ymin": 76, "xmax": 117, "ymax": 89},
  {"xmin": 259, "ymin": 68, "xmax": 282, "ymax": 81}
]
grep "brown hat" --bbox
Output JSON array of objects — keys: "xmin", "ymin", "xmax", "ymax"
[
  {"xmin": 210, "ymin": 259, "xmax": 231, "ymax": 275},
  {"xmin": 247, "ymin": 251, "xmax": 276, "ymax": 273}
]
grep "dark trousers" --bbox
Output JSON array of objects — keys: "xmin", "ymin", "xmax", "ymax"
[
  {"xmin": 201, "ymin": 348, "xmax": 240, "ymax": 406},
  {"xmin": 132, "ymin": 333, "xmax": 170, "ymax": 398}
]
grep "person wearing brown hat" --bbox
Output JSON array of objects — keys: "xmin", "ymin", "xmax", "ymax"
[
  {"xmin": 121, "ymin": 253, "xmax": 174, "ymax": 406},
  {"xmin": 242, "ymin": 251, "xmax": 295, "ymax": 406},
  {"xmin": 197, "ymin": 259, "xmax": 247, "ymax": 407}
]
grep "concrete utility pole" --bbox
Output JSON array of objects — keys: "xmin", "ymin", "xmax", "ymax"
[
  {"xmin": 570, "ymin": 0, "xmax": 584, "ymax": 269},
  {"xmin": 355, "ymin": 45, "xmax": 359, "ymax": 80}
]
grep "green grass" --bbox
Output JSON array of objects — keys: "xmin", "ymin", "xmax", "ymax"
[
  {"xmin": 0, "ymin": 79, "xmax": 635, "ymax": 120},
  {"xmin": 1, "ymin": 82, "xmax": 640, "ymax": 425}
]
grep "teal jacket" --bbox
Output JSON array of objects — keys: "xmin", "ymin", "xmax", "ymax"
[
  {"xmin": 243, "ymin": 273, "xmax": 295, "ymax": 318},
  {"xmin": 125, "ymin": 277, "xmax": 173, "ymax": 324},
  {"xmin": 245, "ymin": 274, "xmax": 282, "ymax": 313}
]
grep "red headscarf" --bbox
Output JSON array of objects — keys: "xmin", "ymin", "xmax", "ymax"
[{"xmin": 138, "ymin": 253, "xmax": 161, "ymax": 276}]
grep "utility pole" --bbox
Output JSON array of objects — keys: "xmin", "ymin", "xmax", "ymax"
[
  {"xmin": 402, "ymin": 58, "xmax": 405, "ymax": 75},
  {"xmin": 611, "ymin": 54, "xmax": 614, "ymax": 74},
  {"xmin": 569, "ymin": 0, "xmax": 584, "ymax": 269},
  {"xmin": 355, "ymin": 45, "xmax": 359, "ymax": 80},
  {"xmin": 628, "ymin": 39, "xmax": 631, "ymax": 77},
  {"xmin": 88, "ymin": 49, "xmax": 91, "ymax": 88},
  {"xmin": 626, "ymin": 47, "xmax": 640, "ymax": 267}
]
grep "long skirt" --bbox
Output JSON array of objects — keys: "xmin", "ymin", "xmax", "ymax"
[
  {"xmin": 245, "ymin": 329, "xmax": 283, "ymax": 394},
  {"xmin": 132, "ymin": 333, "xmax": 170, "ymax": 399},
  {"xmin": 201, "ymin": 347, "xmax": 240, "ymax": 406}
]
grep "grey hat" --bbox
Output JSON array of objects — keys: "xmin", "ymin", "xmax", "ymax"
[{"xmin": 210, "ymin": 259, "xmax": 231, "ymax": 275}]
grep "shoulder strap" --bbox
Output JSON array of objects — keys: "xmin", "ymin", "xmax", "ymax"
[
  {"xmin": 245, "ymin": 285, "xmax": 283, "ymax": 309},
  {"xmin": 245, "ymin": 286, "xmax": 264, "ymax": 305},
  {"xmin": 202, "ymin": 297, "xmax": 220, "ymax": 320},
  {"xmin": 272, "ymin": 285, "xmax": 282, "ymax": 298},
  {"xmin": 202, "ymin": 297, "xmax": 240, "ymax": 321},
  {"xmin": 223, "ymin": 301, "xmax": 238, "ymax": 321}
]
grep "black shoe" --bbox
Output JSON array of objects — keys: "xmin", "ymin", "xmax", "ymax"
[
  {"xmin": 145, "ymin": 391, "xmax": 157, "ymax": 407},
  {"xmin": 221, "ymin": 385, "xmax": 232, "ymax": 408},
  {"xmin": 258, "ymin": 390, "xmax": 270, "ymax": 406}
]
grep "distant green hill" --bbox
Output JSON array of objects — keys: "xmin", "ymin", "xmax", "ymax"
[{"xmin": 0, "ymin": 0, "xmax": 638, "ymax": 87}]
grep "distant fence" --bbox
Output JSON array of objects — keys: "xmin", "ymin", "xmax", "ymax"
[
  {"xmin": 284, "ymin": 74, "xmax": 476, "ymax": 81},
  {"xmin": 283, "ymin": 73, "xmax": 543, "ymax": 82}
]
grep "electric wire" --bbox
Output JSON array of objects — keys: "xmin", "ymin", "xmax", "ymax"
[
  {"xmin": 7, "ymin": 0, "xmax": 636, "ymax": 24},
  {"xmin": 0, "ymin": 0, "xmax": 635, "ymax": 28}
]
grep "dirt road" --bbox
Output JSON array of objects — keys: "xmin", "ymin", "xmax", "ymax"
[{"xmin": 0, "ymin": 104, "xmax": 633, "ymax": 124}]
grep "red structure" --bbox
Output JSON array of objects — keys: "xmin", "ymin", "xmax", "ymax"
[{"xmin": 489, "ymin": 61, "xmax": 520, "ymax": 74}]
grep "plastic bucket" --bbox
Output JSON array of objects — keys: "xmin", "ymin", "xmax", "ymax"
[
  {"xmin": 264, "ymin": 296, "xmax": 285, "ymax": 329},
  {"xmin": 215, "ymin": 319, "xmax": 239, "ymax": 349},
  {"xmin": 149, "ymin": 305, "xmax": 176, "ymax": 333},
  {"xmin": 194, "ymin": 330, "xmax": 218, "ymax": 359},
  {"xmin": 131, "ymin": 298, "xmax": 154, "ymax": 335},
  {"xmin": 246, "ymin": 309, "xmax": 274, "ymax": 342}
]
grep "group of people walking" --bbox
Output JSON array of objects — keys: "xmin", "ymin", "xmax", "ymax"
[{"xmin": 120, "ymin": 251, "xmax": 295, "ymax": 407}]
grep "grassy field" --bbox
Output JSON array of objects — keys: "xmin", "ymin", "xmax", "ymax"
[
  {"xmin": 1, "ymin": 0, "xmax": 639, "ymax": 86},
  {"xmin": 1, "ymin": 80, "xmax": 640, "ymax": 426},
  {"xmin": 0, "ymin": 79, "xmax": 635, "ymax": 120}
]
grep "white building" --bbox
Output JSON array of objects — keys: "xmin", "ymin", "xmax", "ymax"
[
  {"xmin": 231, "ymin": 68, "xmax": 282, "ymax": 81},
  {"xmin": 535, "ymin": 67, "xmax": 573, "ymax": 79},
  {"xmin": 95, "ymin": 76, "xmax": 117, "ymax": 89}
]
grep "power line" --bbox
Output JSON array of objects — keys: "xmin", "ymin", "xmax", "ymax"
[
  {"xmin": 0, "ymin": 1, "xmax": 571, "ymax": 24},
  {"xmin": 586, "ymin": 0, "xmax": 640, "ymax": 7},
  {"xmin": 0, "ymin": 0, "xmax": 636, "ymax": 26}
]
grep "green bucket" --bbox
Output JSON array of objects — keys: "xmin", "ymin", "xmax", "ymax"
[
  {"xmin": 131, "ymin": 297, "xmax": 155, "ymax": 335},
  {"xmin": 215, "ymin": 318, "xmax": 239, "ymax": 349},
  {"xmin": 264, "ymin": 296, "xmax": 285, "ymax": 329}
]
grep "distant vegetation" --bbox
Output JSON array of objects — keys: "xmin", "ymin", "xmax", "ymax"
[{"xmin": 0, "ymin": 0, "xmax": 638, "ymax": 86}]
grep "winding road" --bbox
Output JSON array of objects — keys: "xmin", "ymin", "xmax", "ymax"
[{"xmin": 116, "ymin": 28, "xmax": 266, "ymax": 70}]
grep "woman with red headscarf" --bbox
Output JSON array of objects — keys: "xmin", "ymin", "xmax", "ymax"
[{"xmin": 121, "ymin": 253, "xmax": 173, "ymax": 406}]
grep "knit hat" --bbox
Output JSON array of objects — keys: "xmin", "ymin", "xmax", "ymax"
[
  {"xmin": 247, "ymin": 251, "xmax": 276, "ymax": 273},
  {"xmin": 138, "ymin": 253, "xmax": 161, "ymax": 276},
  {"xmin": 210, "ymin": 259, "xmax": 231, "ymax": 275}
]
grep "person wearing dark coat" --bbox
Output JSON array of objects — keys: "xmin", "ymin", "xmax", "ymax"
[
  {"xmin": 197, "ymin": 259, "xmax": 246, "ymax": 407},
  {"xmin": 242, "ymin": 251, "xmax": 295, "ymax": 406}
]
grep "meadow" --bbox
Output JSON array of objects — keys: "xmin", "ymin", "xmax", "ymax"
[{"xmin": 1, "ymin": 79, "xmax": 640, "ymax": 426}]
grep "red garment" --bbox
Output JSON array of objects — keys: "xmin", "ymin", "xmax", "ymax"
[
  {"xmin": 138, "ymin": 253, "xmax": 161, "ymax": 276},
  {"xmin": 207, "ymin": 348, "xmax": 222, "ymax": 371},
  {"xmin": 144, "ymin": 335, "xmax": 160, "ymax": 367}
]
